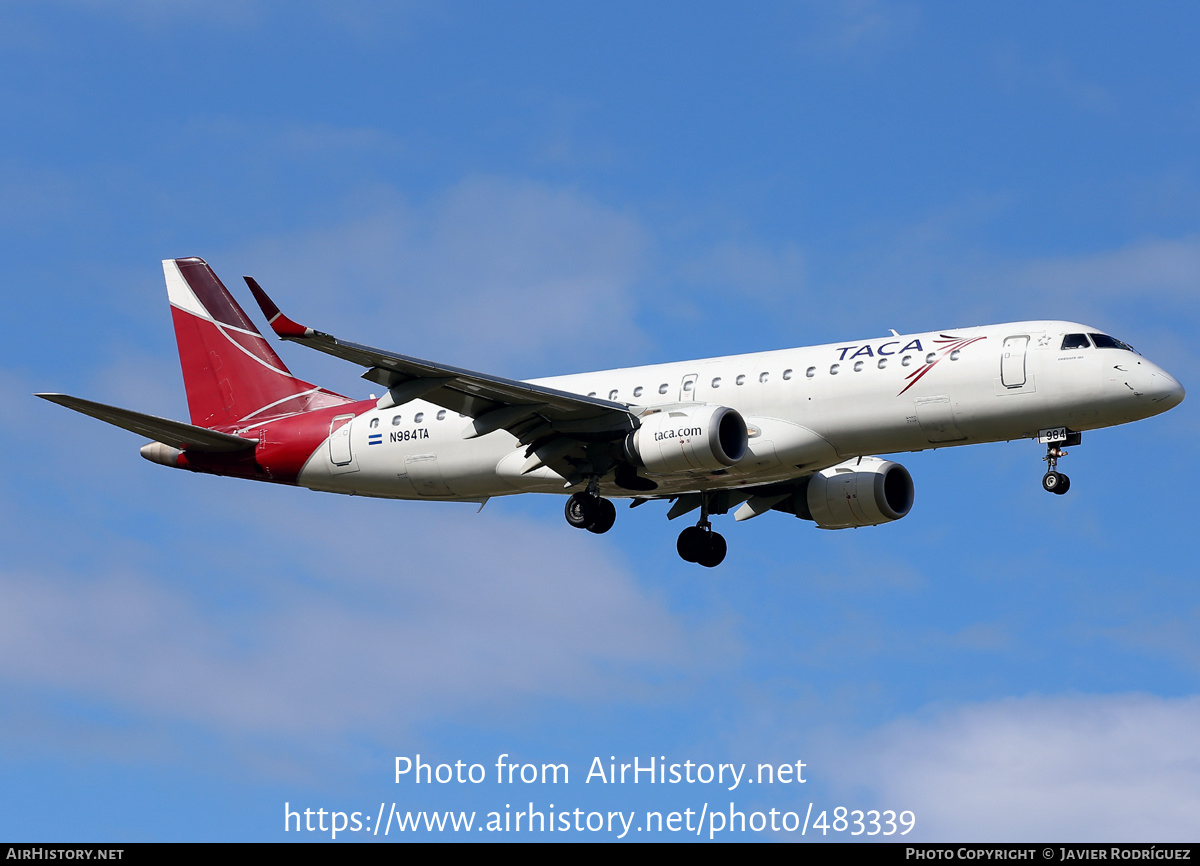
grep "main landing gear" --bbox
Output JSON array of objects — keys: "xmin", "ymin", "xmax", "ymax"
[
  {"xmin": 677, "ymin": 524, "xmax": 727, "ymax": 568},
  {"xmin": 565, "ymin": 482, "xmax": 729, "ymax": 567},
  {"xmin": 1041, "ymin": 444, "xmax": 1071, "ymax": 495},
  {"xmin": 675, "ymin": 495, "xmax": 727, "ymax": 568},
  {"xmin": 565, "ymin": 490, "xmax": 617, "ymax": 534}
]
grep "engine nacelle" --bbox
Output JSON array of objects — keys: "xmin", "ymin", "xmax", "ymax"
[
  {"xmin": 626, "ymin": 405, "xmax": 748, "ymax": 475},
  {"xmin": 805, "ymin": 457, "xmax": 914, "ymax": 529}
]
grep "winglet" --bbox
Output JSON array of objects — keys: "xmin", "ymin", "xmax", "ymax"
[{"xmin": 243, "ymin": 276, "xmax": 314, "ymax": 339}]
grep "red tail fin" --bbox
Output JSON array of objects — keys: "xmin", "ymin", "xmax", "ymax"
[{"xmin": 164, "ymin": 258, "xmax": 352, "ymax": 429}]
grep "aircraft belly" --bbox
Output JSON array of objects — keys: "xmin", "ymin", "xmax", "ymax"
[
  {"xmin": 432, "ymin": 434, "xmax": 524, "ymax": 496},
  {"xmin": 400, "ymin": 454, "xmax": 453, "ymax": 497},
  {"xmin": 298, "ymin": 447, "xmax": 421, "ymax": 498},
  {"xmin": 815, "ymin": 390, "xmax": 926, "ymax": 455},
  {"xmin": 968, "ymin": 382, "xmax": 1110, "ymax": 440},
  {"xmin": 913, "ymin": 396, "xmax": 967, "ymax": 443},
  {"xmin": 829, "ymin": 422, "xmax": 929, "ymax": 456},
  {"xmin": 297, "ymin": 408, "xmax": 521, "ymax": 500}
]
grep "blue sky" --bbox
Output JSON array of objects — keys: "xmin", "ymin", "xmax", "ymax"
[{"xmin": 2, "ymin": 0, "xmax": 1199, "ymax": 842}]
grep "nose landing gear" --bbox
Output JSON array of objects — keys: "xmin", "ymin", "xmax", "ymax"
[{"xmin": 1041, "ymin": 444, "xmax": 1071, "ymax": 495}]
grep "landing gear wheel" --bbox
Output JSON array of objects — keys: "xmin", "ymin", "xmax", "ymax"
[
  {"xmin": 587, "ymin": 498, "xmax": 617, "ymax": 534},
  {"xmin": 566, "ymin": 493, "xmax": 617, "ymax": 532},
  {"xmin": 677, "ymin": 526, "xmax": 727, "ymax": 566},
  {"xmin": 677, "ymin": 526, "xmax": 706, "ymax": 563},
  {"xmin": 1042, "ymin": 471, "xmax": 1069, "ymax": 494},
  {"xmin": 565, "ymin": 493, "xmax": 597, "ymax": 529},
  {"xmin": 696, "ymin": 532, "xmax": 727, "ymax": 568},
  {"xmin": 677, "ymin": 492, "xmax": 730, "ymax": 566}
]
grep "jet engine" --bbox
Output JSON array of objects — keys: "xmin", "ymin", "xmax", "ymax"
[
  {"xmin": 770, "ymin": 457, "xmax": 914, "ymax": 528},
  {"xmin": 626, "ymin": 405, "xmax": 748, "ymax": 475},
  {"xmin": 806, "ymin": 457, "xmax": 914, "ymax": 528}
]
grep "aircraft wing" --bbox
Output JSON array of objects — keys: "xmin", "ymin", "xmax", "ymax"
[
  {"xmin": 35, "ymin": 394, "xmax": 258, "ymax": 452},
  {"xmin": 244, "ymin": 277, "xmax": 638, "ymax": 444}
]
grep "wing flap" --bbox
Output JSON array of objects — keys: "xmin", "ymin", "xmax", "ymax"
[{"xmin": 36, "ymin": 394, "xmax": 258, "ymax": 452}]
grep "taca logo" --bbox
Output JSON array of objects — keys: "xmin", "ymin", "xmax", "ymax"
[{"xmin": 834, "ymin": 339, "xmax": 924, "ymax": 361}]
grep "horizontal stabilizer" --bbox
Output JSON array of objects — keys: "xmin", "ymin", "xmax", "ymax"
[{"xmin": 36, "ymin": 393, "xmax": 257, "ymax": 452}]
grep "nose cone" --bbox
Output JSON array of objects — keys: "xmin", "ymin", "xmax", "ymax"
[
  {"xmin": 140, "ymin": 441, "xmax": 183, "ymax": 467},
  {"xmin": 1149, "ymin": 367, "xmax": 1185, "ymax": 411},
  {"xmin": 1111, "ymin": 358, "xmax": 1185, "ymax": 422}
]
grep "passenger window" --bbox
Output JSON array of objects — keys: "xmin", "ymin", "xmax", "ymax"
[
  {"xmin": 609, "ymin": 389, "xmax": 619, "ymax": 400},
  {"xmin": 414, "ymin": 412, "xmax": 423, "ymax": 423},
  {"xmin": 901, "ymin": 355, "xmax": 912, "ymax": 367},
  {"xmin": 853, "ymin": 361, "xmax": 863, "ymax": 372},
  {"xmin": 711, "ymin": 377, "xmax": 721, "ymax": 388},
  {"xmin": 926, "ymin": 353, "xmax": 937, "ymax": 364},
  {"xmin": 436, "ymin": 410, "xmax": 446, "ymax": 420},
  {"xmin": 782, "ymin": 369, "xmax": 792, "ymax": 380},
  {"xmin": 806, "ymin": 367, "xmax": 816, "ymax": 378},
  {"xmin": 736, "ymin": 375, "xmax": 746, "ymax": 385},
  {"xmin": 370, "ymin": 418, "xmax": 380, "ymax": 429},
  {"xmin": 392, "ymin": 415, "xmax": 402, "ymax": 426},
  {"xmin": 659, "ymin": 383, "xmax": 669, "ymax": 395},
  {"xmin": 950, "ymin": 350, "xmax": 960, "ymax": 361},
  {"xmin": 759, "ymin": 372, "xmax": 769, "ymax": 383},
  {"xmin": 830, "ymin": 364, "xmax": 840, "ymax": 375},
  {"xmin": 1061, "ymin": 333, "xmax": 1091, "ymax": 350},
  {"xmin": 633, "ymin": 386, "xmax": 643, "ymax": 397},
  {"xmin": 877, "ymin": 358, "xmax": 888, "ymax": 369}
]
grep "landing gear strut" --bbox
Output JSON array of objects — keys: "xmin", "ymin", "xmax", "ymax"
[
  {"xmin": 676, "ymin": 494, "xmax": 727, "ymax": 567},
  {"xmin": 564, "ymin": 481, "xmax": 617, "ymax": 534},
  {"xmin": 1041, "ymin": 444, "xmax": 1071, "ymax": 495}
]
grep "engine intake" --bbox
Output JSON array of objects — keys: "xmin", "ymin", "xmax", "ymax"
[
  {"xmin": 799, "ymin": 457, "xmax": 914, "ymax": 528},
  {"xmin": 626, "ymin": 405, "xmax": 748, "ymax": 475}
]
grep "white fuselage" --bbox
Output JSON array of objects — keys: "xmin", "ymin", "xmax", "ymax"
[{"xmin": 295, "ymin": 321, "xmax": 1183, "ymax": 501}]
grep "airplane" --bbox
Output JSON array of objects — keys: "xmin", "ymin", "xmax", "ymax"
[{"xmin": 38, "ymin": 257, "xmax": 1185, "ymax": 567}]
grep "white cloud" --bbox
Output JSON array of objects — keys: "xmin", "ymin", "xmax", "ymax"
[
  {"xmin": 1101, "ymin": 611, "xmax": 1200, "ymax": 676},
  {"xmin": 229, "ymin": 176, "xmax": 651, "ymax": 376},
  {"xmin": 9, "ymin": 1, "xmax": 439, "ymax": 43},
  {"xmin": 797, "ymin": 0, "xmax": 919, "ymax": 59},
  {"xmin": 993, "ymin": 48, "xmax": 1115, "ymax": 115},
  {"xmin": 8, "ymin": 353, "xmax": 736, "ymax": 761},
  {"xmin": 1014, "ymin": 235, "xmax": 1200, "ymax": 301},
  {"xmin": 0, "ymin": 493, "xmax": 729, "ymax": 741},
  {"xmin": 837, "ymin": 693, "xmax": 1200, "ymax": 841},
  {"xmin": 678, "ymin": 239, "xmax": 807, "ymax": 304},
  {"xmin": 57, "ymin": 0, "xmax": 265, "ymax": 29},
  {"xmin": 180, "ymin": 116, "xmax": 407, "ymax": 164},
  {"xmin": 0, "ymin": 161, "xmax": 82, "ymax": 229},
  {"xmin": 811, "ymin": 203, "xmax": 1200, "ymax": 346}
]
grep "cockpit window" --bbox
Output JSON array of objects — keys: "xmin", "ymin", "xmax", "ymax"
[
  {"xmin": 1089, "ymin": 333, "xmax": 1139, "ymax": 353},
  {"xmin": 1061, "ymin": 333, "xmax": 1091, "ymax": 350}
]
